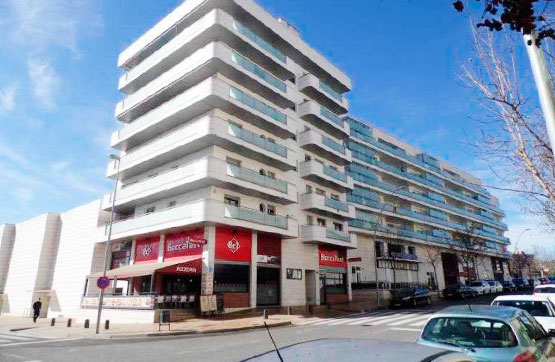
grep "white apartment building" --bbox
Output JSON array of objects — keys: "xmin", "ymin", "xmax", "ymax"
[{"xmin": 0, "ymin": 0, "xmax": 511, "ymax": 324}]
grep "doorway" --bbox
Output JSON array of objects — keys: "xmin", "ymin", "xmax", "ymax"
[
  {"xmin": 441, "ymin": 253, "xmax": 460, "ymax": 286},
  {"xmin": 256, "ymin": 266, "xmax": 280, "ymax": 306},
  {"xmin": 305, "ymin": 270, "xmax": 316, "ymax": 305}
]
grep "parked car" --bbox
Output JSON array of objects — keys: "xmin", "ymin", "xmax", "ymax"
[
  {"xmin": 540, "ymin": 277, "xmax": 550, "ymax": 285},
  {"xmin": 390, "ymin": 286, "xmax": 431, "ymax": 308},
  {"xmin": 513, "ymin": 278, "xmax": 530, "ymax": 290},
  {"xmin": 417, "ymin": 305, "xmax": 555, "ymax": 362},
  {"xmin": 443, "ymin": 284, "xmax": 478, "ymax": 299},
  {"xmin": 485, "ymin": 280, "xmax": 503, "ymax": 294},
  {"xmin": 502, "ymin": 280, "xmax": 517, "ymax": 293},
  {"xmin": 246, "ymin": 338, "xmax": 476, "ymax": 362},
  {"xmin": 534, "ymin": 285, "xmax": 555, "ymax": 303},
  {"xmin": 548, "ymin": 277, "xmax": 555, "ymax": 284},
  {"xmin": 467, "ymin": 280, "xmax": 489, "ymax": 295},
  {"xmin": 492, "ymin": 295, "xmax": 555, "ymax": 333}
]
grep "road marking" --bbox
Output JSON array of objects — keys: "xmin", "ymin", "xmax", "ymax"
[
  {"xmin": 390, "ymin": 327, "xmax": 422, "ymax": 332},
  {"xmin": 387, "ymin": 314, "xmax": 432, "ymax": 326},
  {"xmin": 324, "ymin": 312, "xmax": 381, "ymax": 326},
  {"xmin": 364, "ymin": 313, "xmax": 423, "ymax": 326},
  {"xmin": 408, "ymin": 319, "xmax": 430, "ymax": 327},
  {"xmin": 344, "ymin": 312, "xmax": 399, "ymax": 325},
  {"xmin": 0, "ymin": 334, "xmax": 37, "ymax": 341},
  {"xmin": 0, "ymin": 338, "xmax": 74, "ymax": 348}
]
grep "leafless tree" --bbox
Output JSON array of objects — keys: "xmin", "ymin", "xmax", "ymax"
[
  {"xmin": 450, "ymin": 223, "xmax": 487, "ymax": 283},
  {"xmin": 461, "ymin": 23, "xmax": 555, "ymax": 231},
  {"xmin": 422, "ymin": 242, "xmax": 442, "ymax": 295}
]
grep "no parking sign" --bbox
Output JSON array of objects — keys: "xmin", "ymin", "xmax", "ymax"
[{"xmin": 97, "ymin": 276, "xmax": 110, "ymax": 289}]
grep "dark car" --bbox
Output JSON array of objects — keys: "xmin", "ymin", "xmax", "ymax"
[
  {"xmin": 443, "ymin": 284, "xmax": 477, "ymax": 299},
  {"xmin": 513, "ymin": 278, "xmax": 529, "ymax": 290},
  {"xmin": 502, "ymin": 280, "xmax": 517, "ymax": 292},
  {"xmin": 540, "ymin": 277, "xmax": 550, "ymax": 285},
  {"xmin": 390, "ymin": 286, "xmax": 431, "ymax": 308}
]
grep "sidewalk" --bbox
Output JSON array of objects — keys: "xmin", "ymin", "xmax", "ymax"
[{"xmin": 0, "ymin": 313, "xmax": 312, "ymax": 340}]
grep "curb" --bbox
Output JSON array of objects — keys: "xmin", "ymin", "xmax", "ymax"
[{"xmin": 99, "ymin": 320, "xmax": 292, "ymax": 339}]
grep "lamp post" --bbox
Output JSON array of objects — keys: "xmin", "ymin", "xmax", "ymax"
[
  {"xmin": 96, "ymin": 154, "xmax": 121, "ymax": 334},
  {"xmin": 373, "ymin": 184, "xmax": 408, "ymax": 307}
]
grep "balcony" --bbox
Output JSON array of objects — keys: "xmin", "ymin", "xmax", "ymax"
[
  {"xmin": 298, "ymin": 73, "xmax": 348, "ymax": 114},
  {"xmin": 119, "ymin": 9, "xmax": 295, "ymax": 94},
  {"xmin": 102, "ymin": 157, "xmax": 297, "ymax": 212},
  {"xmin": 298, "ymin": 129, "xmax": 351, "ymax": 166},
  {"xmin": 299, "ymin": 193, "xmax": 355, "ymax": 220},
  {"xmin": 298, "ymin": 100, "xmax": 349, "ymax": 139},
  {"xmin": 104, "ymin": 199, "xmax": 298, "ymax": 241},
  {"xmin": 299, "ymin": 160, "xmax": 353, "ymax": 192},
  {"xmin": 115, "ymin": 41, "xmax": 296, "ymax": 123},
  {"xmin": 300, "ymin": 225, "xmax": 357, "ymax": 249},
  {"xmin": 111, "ymin": 75, "xmax": 296, "ymax": 151},
  {"xmin": 107, "ymin": 114, "xmax": 296, "ymax": 180}
]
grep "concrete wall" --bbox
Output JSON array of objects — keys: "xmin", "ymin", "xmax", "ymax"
[{"xmin": 0, "ymin": 224, "xmax": 16, "ymax": 294}]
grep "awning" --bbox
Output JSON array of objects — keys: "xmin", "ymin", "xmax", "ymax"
[{"xmin": 88, "ymin": 255, "xmax": 202, "ymax": 279}]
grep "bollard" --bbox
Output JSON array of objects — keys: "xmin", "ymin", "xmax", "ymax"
[
  {"xmin": 67, "ymin": 318, "xmax": 72, "ymax": 328},
  {"xmin": 105, "ymin": 320, "xmax": 110, "ymax": 330},
  {"xmin": 84, "ymin": 319, "xmax": 90, "ymax": 329},
  {"xmin": 262, "ymin": 310, "xmax": 268, "ymax": 319},
  {"xmin": 287, "ymin": 307, "xmax": 291, "ymax": 315},
  {"xmin": 51, "ymin": 318, "xmax": 56, "ymax": 326}
]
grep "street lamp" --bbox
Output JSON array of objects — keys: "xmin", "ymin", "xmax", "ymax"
[
  {"xmin": 373, "ymin": 184, "xmax": 408, "ymax": 307},
  {"xmin": 96, "ymin": 154, "xmax": 121, "ymax": 334}
]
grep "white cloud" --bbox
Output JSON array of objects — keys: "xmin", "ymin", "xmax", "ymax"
[
  {"xmin": 27, "ymin": 58, "xmax": 60, "ymax": 109},
  {"xmin": 0, "ymin": 83, "xmax": 17, "ymax": 112},
  {"xmin": 11, "ymin": 187, "xmax": 34, "ymax": 203}
]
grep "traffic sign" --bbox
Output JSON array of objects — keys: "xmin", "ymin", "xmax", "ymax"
[{"xmin": 97, "ymin": 276, "xmax": 110, "ymax": 289}]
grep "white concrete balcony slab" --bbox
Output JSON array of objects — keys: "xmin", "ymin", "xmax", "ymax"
[
  {"xmin": 115, "ymin": 41, "xmax": 296, "ymax": 122},
  {"xmin": 111, "ymin": 75, "xmax": 296, "ymax": 151},
  {"xmin": 119, "ymin": 8, "xmax": 295, "ymax": 95},
  {"xmin": 103, "ymin": 198, "xmax": 299, "ymax": 241},
  {"xmin": 299, "ymin": 160, "xmax": 353, "ymax": 192},
  {"xmin": 102, "ymin": 157, "xmax": 297, "ymax": 213},
  {"xmin": 107, "ymin": 114, "xmax": 296, "ymax": 180},
  {"xmin": 299, "ymin": 193, "xmax": 355, "ymax": 221},
  {"xmin": 300, "ymin": 225, "xmax": 357, "ymax": 249},
  {"xmin": 298, "ymin": 129, "xmax": 351, "ymax": 166},
  {"xmin": 298, "ymin": 73, "xmax": 348, "ymax": 114},
  {"xmin": 298, "ymin": 100, "xmax": 349, "ymax": 140}
]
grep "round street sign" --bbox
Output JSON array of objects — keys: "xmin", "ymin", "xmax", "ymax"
[{"xmin": 97, "ymin": 276, "xmax": 110, "ymax": 290}]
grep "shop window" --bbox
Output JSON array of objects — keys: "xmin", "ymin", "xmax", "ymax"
[
  {"xmin": 224, "ymin": 195, "xmax": 240, "ymax": 206},
  {"xmin": 214, "ymin": 264, "xmax": 250, "ymax": 292},
  {"xmin": 322, "ymin": 271, "xmax": 346, "ymax": 294},
  {"xmin": 334, "ymin": 222, "xmax": 343, "ymax": 231},
  {"xmin": 145, "ymin": 206, "xmax": 156, "ymax": 214},
  {"xmin": 317, "ymin": 218, "xmax": 326, "ymax": 227},
  {"xmin": 267, "ymin": 205, "xmax": 276, "ymax": 215}
]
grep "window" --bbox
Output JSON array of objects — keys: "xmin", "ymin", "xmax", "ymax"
[
  {"xmin": 316, "ymin": 188, "xmax": 326, "ymax": 196},
  {"xmin": 518, "ymin": 313, "xmax": 548, "ymax": 341},
  {"xmin": 421, "ymin": 317, "xmax": 517, "ymax": 348},
  {"xmin": 224, "ymin": 196, "xmax": 240, "ymax": 206},
  {"xmin": 375, "ymin": 241, "xmax": 384, "ymax": 258},
  {"xmin": 389, "ymin": 244, "xmax": 403, "ymax": 255},
  {"xmin": 494, "ymin": 300, "xmax": 552, "ymax": 317},
  {"xmin": 306, "ymin": 215, "xmax": 313, "ymax": 225},
  {"xmin": 267, "ymin": 205, "xmax": 276, "ymax": 215},
  {"xmin": 306, "ymin": 185, "xmax": 312, "ymax": 194},
  {"xmin": 145, "ymin": 206, "xmax": 156, "ymax": 214},
  {"xmin": 305, "ymin": 154, "xmax": 312, "ymax": 161},
  {"xmin": 214, "ymin": 264, "xmax": 250, "ymax": 292},
  {"xmin": 259, "ymin": 169, "xmax": 266, "ymax": 176},
  {"xmin": 259, "ymin": 204, "xmax": 266, "ymax": 212},
  {"xmin": 168, "ymin": 201, "xmax": 177, "ymax": 208},
  {"xmin": 330, "ymin": 194, "xmax": 339, "ymax": 201},
  {"xmin": 322, "ymin": 271, "xmax": 346, "ymax": 294},
  {"xmin": 333, "ymin": 222, "xmax": 343, "ymax": 231},
  {"xmin": 226, "ymin": 157, "xmax": 241, "ymax": 167},
  {"xmin": 408, "ymin": 246, "xmax": 416, "ymax": 255},
  {"xmin": 267, "ymin": 171, "xmax": 275, "ymax": 179},
  {"xmin": 329, "ymin": 165, "xmax": 338, "ymax": 171},
  {"xmin": 317, "ymin": 218, "xmax": 326, "ymax": 227}
]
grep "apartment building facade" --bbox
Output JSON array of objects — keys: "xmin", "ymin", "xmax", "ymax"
[{"xmin": 0, "ymin": 0, "xmax": 511, "ymax": 323}]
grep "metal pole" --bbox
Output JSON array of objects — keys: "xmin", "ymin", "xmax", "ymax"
[
  {"xmin": 523, "ymin": 33, "xmax": 555, "ymax": 157},
  {"xmin": 96, "ymin": 156, "xmax": 121, "ymax": 334}
]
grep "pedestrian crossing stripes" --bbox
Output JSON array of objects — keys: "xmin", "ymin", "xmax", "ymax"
[
  {"xmin": 297, "ymin": 310, "xmax": 434, "ymax": 329},
  {"xmin": 0, "ymin": 332, "xmax": 42, "ymax": 347}
]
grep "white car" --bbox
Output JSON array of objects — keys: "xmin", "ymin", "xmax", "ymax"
[
  {"xmin": 534, "ymin": 284, "xmax": 555, "ymax": 303},
  {"xmin": 486, "ymin": 280, "xmax": 503, "ymax": 293},
  {"xmin": 492, "ymin": 294, "xmax": 555, "ymax": 332},
  {"xmin": 468, "ymin": 280, "xmax": 489, "ymax": 295}
]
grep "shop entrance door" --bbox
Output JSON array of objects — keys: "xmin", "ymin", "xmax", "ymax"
[
  {"xmin": 162, "ymin": 274, "xmax": 201, "ymax": 296},
  {"xmin": 256, "ymin": 266, "xmax": 280, "ymax": 306},
  {"xmin": 319, "ymin": 273, "xmax": 327, "ymax": 305}
]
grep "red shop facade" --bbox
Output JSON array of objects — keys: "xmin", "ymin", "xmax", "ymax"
[{"xmin": 318, "ymin": 245, "xmax": 348, "ymax": 305}]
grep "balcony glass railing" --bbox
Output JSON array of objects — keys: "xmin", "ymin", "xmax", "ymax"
[
  {"xmin": 227, "ymin": 164, "xmax": 287, "ymax": 194},
  {"xmin": 319, "ymin": 81, "xmax": 342, "ymax": 101},
  {"xmin": 229, "ymin": 87, "xmax": 286, "ymax": 124},
  {"xmin": 228, "ymin": 123, "xmax": 287, "ymax": 157},
  {"xmin": 225, "ymin": 204, "xmax": 287, "ymax": 229},
  {"xmin": 320, "ymin": 106, "xmax": 343, "ymax": 127},
  {"xmin": 231, "ymin": 51, "xmax": 286, "ymax": 92},
  {"xmin": 326, "ymin": 228, "xmax": 351, "ymax": 242},
  {"xmin": 323, "ymin": 164, "xmax": 348, "ymax": 182},
  {"xmin": 232, "ymin": 21, "xmax": 286, "ymax": 63},
  {"xmin": 322, "ymin": 136, "xmax": 346, "ymax": 154},
  {"xmin": 324, "ymin": 197, "xmax": 350, "ymax": 212}
]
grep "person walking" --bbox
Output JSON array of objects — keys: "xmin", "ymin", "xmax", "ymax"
[{"xmin": 32, "ymin": 298, "xmax": 42, "ymax": 323}]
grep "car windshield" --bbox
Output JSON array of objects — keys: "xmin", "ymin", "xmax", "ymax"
[
  {"xmin": 470, "ymin": 282, "xmax": 483, "ymax": 287},
  {"xmin": 421, "ymin": 317, "xmax": 517, "ymax": 348},
  {"xmin": 495, "ymin": 301, "xmax": 551, "ymax": 317},
  {"xmin": 536, "ymin": 287, "xmax": 555, "ymax": 293}
]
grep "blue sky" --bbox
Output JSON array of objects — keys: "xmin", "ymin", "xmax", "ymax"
[{"xmin": 0, "ymin": 0, "xmax": 550, "ymax": 252}]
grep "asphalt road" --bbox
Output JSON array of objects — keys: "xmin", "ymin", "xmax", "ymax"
[{"xmin": 0, "ymin": 292, "xmax": 520, "ymax": 362}]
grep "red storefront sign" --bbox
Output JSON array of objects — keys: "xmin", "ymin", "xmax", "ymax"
[
  {"xmin": 134, "ymin": 236, "xmax": 159, "ymax": 263},
  {"xmin": 215, "ymin": 227, "xmax": 252, "ymax": 262},
  {"xmin": 318, "ymin": 246, "xmax": 347, "ymax": 268},
  {"xmin": 257, "ymin": 234, "xmax": 281, "ymax": 264},
  {"xmin": 158, "ymin": 260, "xmax": 202, "ymax": 275},
  {"xmin": 164, "ymin": 229, "xmax": 205, "ymax": 260}
]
